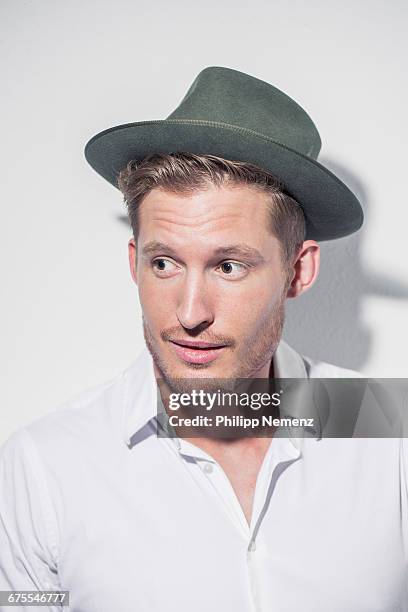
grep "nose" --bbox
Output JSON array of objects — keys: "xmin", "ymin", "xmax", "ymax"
[{"xmin": 176, "ymin": 271, "xmax": 214, "ymax": 331}]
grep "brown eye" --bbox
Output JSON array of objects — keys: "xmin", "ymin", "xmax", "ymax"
[
  {"xmin": 217, "ymin": 261, "xmax": 248, "ymax": 279},
  {"xmin": 152, "ymin": 258, "xmax": 179, "ymax": 276},
  {"xmin": 155, "ymin": 259, "xmax": 166, "ymax": 271},
  {"xmin": 221, "ymin": 262, "xmax": 233, "ymax": 274}
]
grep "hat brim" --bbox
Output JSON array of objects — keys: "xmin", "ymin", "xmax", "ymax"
[{"xmin": 84, "ymin": 119, "xmax": 363, "ymax": 241}]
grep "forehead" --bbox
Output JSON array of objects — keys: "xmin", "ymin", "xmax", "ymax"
[{"xmin": 137, "ymin": 183, "xmax": 276, "ymax": 248}]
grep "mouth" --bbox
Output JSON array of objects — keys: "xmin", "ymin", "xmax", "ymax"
[{"xmin": 169, "ymin": 339, "xmax": 228, "ymax": 365}]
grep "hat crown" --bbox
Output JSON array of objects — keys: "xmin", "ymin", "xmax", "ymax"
[
  {"xmin": 84, "ymin": 65, "xmax": 363, "ymax": 241},
  {"xmin": 167, "ymin": 67, "xmax": 321, "ymax": 159}
]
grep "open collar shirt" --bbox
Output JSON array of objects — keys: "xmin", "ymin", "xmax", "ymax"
[{"xmin": 1, "ymin": 340, "xmax": 408, "ymax": 611}]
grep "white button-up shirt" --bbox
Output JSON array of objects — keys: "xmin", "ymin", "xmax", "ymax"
[{"xmin": 1, "ymin": 340, "xmax": 408, "ymax": 611}]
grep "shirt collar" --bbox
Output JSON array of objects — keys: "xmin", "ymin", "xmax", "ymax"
[
  {"xmin": 122, "ymin": 346, "xmax": 158, "ymax": 447},
  {"xmin": 273, "ymin": 338, "xmax": 308, "ymax": 378},
  {"xmin": 122, "ymin": 338, "xmax": 309, "ymax": 447}
]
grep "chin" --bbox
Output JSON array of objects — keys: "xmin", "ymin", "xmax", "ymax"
[{"xmin": 158, "ymin": 361, "xmax": 238, "ymax": 396}]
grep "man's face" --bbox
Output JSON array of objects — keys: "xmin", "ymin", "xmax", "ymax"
[{"xmin": 130, "ymin": 183, "xmax": 292, "ymax": 385}]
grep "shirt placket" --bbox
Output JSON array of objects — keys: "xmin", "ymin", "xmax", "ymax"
[{"xmin": 174, "ymin": 435, "xmax": 301, "ymax": 544}]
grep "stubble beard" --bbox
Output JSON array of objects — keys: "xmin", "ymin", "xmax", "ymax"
[{"xmin": 142, "ymin": 289, "xmax": 287, "ymax": 396}]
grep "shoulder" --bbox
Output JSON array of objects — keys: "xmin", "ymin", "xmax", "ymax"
[
  {"xmin": 276, "ymin": 339, "xmax": 364, "ymax": 378},
  {"xmin": 301, "ymin": 353, "xmax": 364, "ymax": 378},
  {"xmin": 27, "ymin": 370, "xmax": 124, "ymax": 445},
  {"xmin": 0, "ymin": 357, "xmax": 141, "ymax": 462}
]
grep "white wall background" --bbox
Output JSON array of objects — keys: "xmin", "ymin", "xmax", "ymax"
[{"xmin": 1, "ymin": 0, "xmax": 407, "ymax": 444}]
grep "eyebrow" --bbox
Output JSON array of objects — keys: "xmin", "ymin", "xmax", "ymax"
[
  {"xmin": 142, "ymin": 241, "xmax": 179, "ymax": 257},
  {"xmin": 141, "ymin": 241, "xmax": 265, "ymax": 263},
  {"xmin": 213, "ymin": 244, "xmax": 265, "ymax": 263}
]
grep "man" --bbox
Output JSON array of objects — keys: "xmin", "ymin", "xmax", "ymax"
[{"xmin": 1, "ymin": 67, "xmax": 407, "ymax": 611}]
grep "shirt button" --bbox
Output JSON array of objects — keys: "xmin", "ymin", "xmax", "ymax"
[
  {"xmin": 203, "ymin": 462, "xmax": 213, "ymax": 474},
  {"xmin": 248, "ymin": 540, "xmax": 256, "ymax": 552}
]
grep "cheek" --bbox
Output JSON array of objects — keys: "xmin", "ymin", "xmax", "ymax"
[
  {"xmin": 137, "ymin": 274, "xmax": 178, "ymax": 327},
  {"xmin": 217, "ymin": 283, "xmax": 283, "ymax": 330}
]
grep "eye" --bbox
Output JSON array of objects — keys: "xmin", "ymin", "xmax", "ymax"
[
  {"xmin": 217, "ymin": 261, "xmax": 248, "ymax": 279},
  {"xmin": 152, "ymin": 258, "xmax": 179, "ymax": 277}
]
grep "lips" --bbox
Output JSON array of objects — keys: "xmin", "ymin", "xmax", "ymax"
[
  {"xmin": 171, "ymin": 339, "xmax": 226, "ymax": 349},
  {"xmin": 169, "ymin": 339, "xmax": 227, "ymax": 364}
]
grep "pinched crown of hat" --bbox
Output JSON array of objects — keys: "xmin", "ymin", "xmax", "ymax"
[{"xmin": 85, "ymin": 66, "xmax": 363, "ymax": 241}]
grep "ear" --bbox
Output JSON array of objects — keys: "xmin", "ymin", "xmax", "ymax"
[
  {"xmin": 286, "ymin": 240, "xmax": 320, "ymax": 299},
  {"xmin": 128, "ymin": 237, "xmax": 138, "ymax": 285}
]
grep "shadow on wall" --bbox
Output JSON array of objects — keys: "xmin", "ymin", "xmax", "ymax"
[
  {"xmin": 116, "ymin": 158, "xmax": 408, "ymax": 372},
  {"xmin": 284, "ymin": 157, "xmax": 408, "ymax": 371}
]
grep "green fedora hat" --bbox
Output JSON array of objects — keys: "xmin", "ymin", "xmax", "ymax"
[{"xmin": 85, "ymin": 66, "xmax": 363, "ymax": 241}]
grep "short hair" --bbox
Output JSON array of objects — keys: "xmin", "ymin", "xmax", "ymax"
[{"xmin": 117, "ymin": 152, "xmax": 306, "ymax": 269}]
